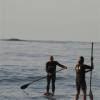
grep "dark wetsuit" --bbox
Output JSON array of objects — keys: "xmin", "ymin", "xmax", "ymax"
[
  {"xmin": 75, "ymin": 64, "xmax": 92, "ymax": 91},
  {"xmin": 46, "ymin": 61, "xmax": 63, "ymax": 93}
]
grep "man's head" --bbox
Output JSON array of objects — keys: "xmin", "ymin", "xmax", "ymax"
[
  {"xmin": 78, "ymin": 56, "xmax": 84, "ymax": 64},
  {"xmin": 50, "ymin": 56, "xmax": 54, "ymax": 61}
]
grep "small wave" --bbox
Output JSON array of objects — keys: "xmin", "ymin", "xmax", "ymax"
[
  {"xmin": 0, "ymin": 78, "xmax": 23, "ymax": 84},
  {"xmin": 56, "ymin": 76, "xmax": 66, "ymax": 80},
  {"xmin": 0, "ymin": 64, "xmax": 20, "ymax": 67}
]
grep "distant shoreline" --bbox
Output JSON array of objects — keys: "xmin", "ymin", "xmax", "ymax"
[
  {"xmin": 0, "ymin": 38, "xmax": 28, "ymax": 42},
  {"xmin": 2, "ymin": 38, "xmax": 24, "ymax": 41},
  {"xmin": 0, "ymin": 38, "xmax": 72, "ymax": 43}
]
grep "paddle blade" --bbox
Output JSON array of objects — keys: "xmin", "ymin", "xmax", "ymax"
[
  {"xmin": 20, "ymin": 83, "xmax": 30, "ymax": 89},
  {"xmin": 89, "ymin": 90, "xmax": 93, "ymax": 100}
]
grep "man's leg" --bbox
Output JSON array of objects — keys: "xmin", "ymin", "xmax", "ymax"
[
  {"xmin": 75, "ymin": 89, "xmax": 80, "ymax": 100},
  {"xmin": 52, "ymin": 75, "xmax": 56, "ymax": 95},
  {"xmin": 75, "ymin": 82, "xmax": 80, "ymax": 100},
  {"xmin": 83, "ymin": 89, "xmax": 86, "ymax": 100},
  {"xmin": 82, "ymin": 81, "xmax": 87, "ymax": 100},
  {"xmin": 46, "ymin": 75, "xmax": 51, "ymax": 93}
]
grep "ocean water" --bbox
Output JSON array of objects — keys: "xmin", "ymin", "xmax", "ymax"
[{"xmin": 0, "ymin": 40, "xmax": 100, "ymax": 100}]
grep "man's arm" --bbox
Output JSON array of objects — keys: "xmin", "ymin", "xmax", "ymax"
[
  {"xmin": 56, "ymin": 61, "xmax": 67, "ymax": 69},
  {"xmin": 85, "ymin": 64, "xmax": 94, "ymax": 73},
  {"xmin": 46, "ymin": 63, "xmax": 49, "ymax": 73}
]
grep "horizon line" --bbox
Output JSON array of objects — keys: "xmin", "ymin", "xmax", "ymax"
[{"xmin": 0, "ymin": 38, "xmax": 99, "ymax": 43}]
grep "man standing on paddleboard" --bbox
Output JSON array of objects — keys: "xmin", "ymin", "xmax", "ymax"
[
  {"xmin": 44, "ymin": 56, "xmax": 67, "ymax": 96},
  {"xmin": 75, "ymin": 56, "xmax": 94, "ymax": 100}
]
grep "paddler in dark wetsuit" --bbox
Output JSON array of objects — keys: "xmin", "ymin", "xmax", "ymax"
[
  {"xmin": 75, "ymin": 56, "xmax": 94, "ymax": 100},
  {"xmin": 44, "ymin": 56, "xmax": 67, "ymax": 96}
]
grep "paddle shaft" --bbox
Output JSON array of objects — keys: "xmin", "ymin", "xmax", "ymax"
[
  {"xmin": 31, "ymin": 68, "xmax": 64, "ymax": 84},
  {"xmin": 90, "ymin": 42, "xmax": 93, "ymax": 90},
  {"xmin": 89, "ymin": 42, "xmax": 94, "ymax": 100}
]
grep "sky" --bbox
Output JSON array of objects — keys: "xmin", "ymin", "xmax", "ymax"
[{"xmin": 0, "ymin": 0, "xmax": 100, "ymax": 42}]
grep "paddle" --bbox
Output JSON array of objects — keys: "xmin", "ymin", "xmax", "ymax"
[
  {"xmin": 89, "ymin": 42, "xmax": 94, "ymax": 100},
  {"xmin": 20, "ymin": 68, "xmax": 65, "ymax": 90}
]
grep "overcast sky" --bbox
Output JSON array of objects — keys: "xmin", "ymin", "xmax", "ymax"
[{"xmin": 0, "ymin": 0, "xmax": 100, "ymax": 42}]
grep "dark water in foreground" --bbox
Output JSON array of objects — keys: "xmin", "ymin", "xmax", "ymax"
[{"xmin": 0, "ymin": 40, "xmax": 100, "ymax": 100}]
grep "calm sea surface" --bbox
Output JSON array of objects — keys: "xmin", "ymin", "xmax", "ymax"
[{"xmin": 0, "ymin": 40, "xmax": 100, "ymax": 100}]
